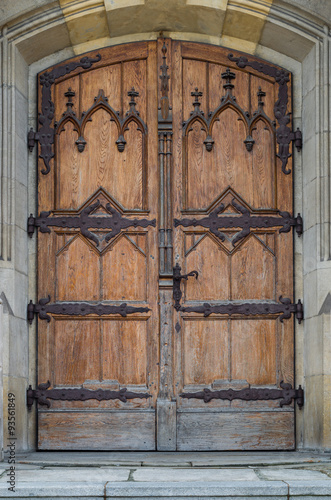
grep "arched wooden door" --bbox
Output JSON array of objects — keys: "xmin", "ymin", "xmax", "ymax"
[{"xmin": 31, "ymin": 39, "xmax": 302, "ymax": 450}]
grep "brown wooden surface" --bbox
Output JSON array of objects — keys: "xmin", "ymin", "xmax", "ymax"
[
  {"xmin": 172, "ymin": 40, "xmax": 294, "ymax": 450},
  {"xmin": 37, "ymin": 41, "xmax": 158, "ymax": 450},
  {"xmin": 37, "ymin": 39, "xmax": 295, "ymax": 451}
]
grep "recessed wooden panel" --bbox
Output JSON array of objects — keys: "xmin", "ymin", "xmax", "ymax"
[
  {"xmin": 54, "ymin": 320, "xmax": 101, "ymax": 385},
  {"xmin": 231, "ymin": 320, "xmax": 277, "ymax": 385},
  {"xmin": 183, "ymin": 59, "xmax": 207, "ymax": 120},
  {"xmin": 38, "ymin": 411, "xmax": 155, "ymax": 450},
  {"xmin": 231, "ymin": 235, "xmax": 275, "ymax": 300},
  {"xmin": 102, "ymin": 320, "xmax": 148, "ymax": 385},
  {"xmin": 80, "ymin": 64, "xmax": 122, "ymax": 115},
  {"xmin": 185, "ymin": 234, "xmax": 230, "ymax": 301},
  {"xmin": 208, "ymin": 63, "xmax": 250, "ymax": 113},
  {"xmin": 251, "ymin": 119, "xmax": 275, "ymax": 209},
  {"xmin": 177, "ymin": 411, "xmax": 294, "ymax": 450},
  {"xmin": 56, "ymin": 235, "xmax": 100, "ymax": 301},
  {"xmin": 183, "ymin": 320, "xmax": 229, "ymax": 385},
  {"xmin": 122, "ymin": 59, "xmax": 147, "ymax": 122},
  {"xmin": 102, "ymin": 234, "xmax": 147, "ymax": 301}
]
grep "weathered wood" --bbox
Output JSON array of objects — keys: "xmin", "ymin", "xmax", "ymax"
[
  {"xmin": 177, "ymin": 411, "xmax": 294, "ymax": 451},
  {"xmin": 37, "ymin": 42, "xmax": 159, "ymax": 450},
  {"xmin": 38, "ymin": 411, "xmax": 155, "ymax": 450},
  {"xmin": 157, "ymin": 400, "xmax": 176, "ymax": 451},
  {"xmin": 172, "ymin": 41, "xmax": 295, "ymax": 450},
  {"xmin": 36, "ymin": 39, "xmax": 295, "ymax": 451}
]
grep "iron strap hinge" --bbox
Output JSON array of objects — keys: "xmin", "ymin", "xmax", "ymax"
[
  {"xmin": 27, "ymin": 296, "xmax": 150, "ymax": 324},
  {"xmin": 27, "ymin": 200, "xmax": 156, "ymax": 246},
  {"xmin": 27, "ymin": 381, "xmax": 151, "ymax": 410},
  {"xmin": 180, "ymin": 382, "xmax": 304, "ymax": 409}
]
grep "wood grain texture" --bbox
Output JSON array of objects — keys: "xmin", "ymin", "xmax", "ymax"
[
  {"xmin": 231, "ymin": 320, "xmax": 277, "ymax": 385},
  {"xmin": 102, "ymin": 234, "xmax": 147, "ymax": 301},
  {"xmin": 38, "ymin": 411, "xmax": 155, "ymax": 450},
  {"xmin": 185, "ymin": 234, "xmax": 230, "ymax": 301},
  {"xmin": 54, "ymin": 320, "xmax": 101, "ymax": 385},
  {"xmin": 172, "ymin": 41, "xmax": 295, "ymax": 450},
  {"xmin": 37, "ymin": 41, "xmax": 158, "ymax": 451},
  {"xmin": 183, "ymin": 320, "xmax": 229, "ymax": 385},
  {"xmin": 177, "ymin": 411, "xmax": 294, "ymax": 450},
  {"xmin": 102, "ymin": 320, "xmax": 148, "ymax": 385}
]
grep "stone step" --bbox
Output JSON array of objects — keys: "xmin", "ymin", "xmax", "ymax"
[{"xmin": 0, "ymin": 464, "xmax": 331, "ymax": 499}]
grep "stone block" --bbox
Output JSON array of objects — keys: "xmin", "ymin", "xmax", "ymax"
[
  {"xmin": 287, "ymin": 480, "xmax": 331, "ymax": 496},
  {"xmin": 106, "ymin": 480, "xmax": 288, "ymax": 497},
  {"xmin": 303, "ymin": 375, "xmax": 324, "ymax": 449},
  {"xmin": 302, "ymin": 135, "xmax": 317, "ymax": 186},
  {"xmin": 12, "ymin": 272, "xmax": 28, "ymax": 321},
  {"xmin": 304, "ymin": 316, "xmax": 322, "ymax": 376},
  {"xmin": 16, "ymin": 21, "xmax": 71, "ymax": 65},
  {"xmin": 302, "ymin": 45, "xmax": 317, "ymax": 98},
  {"xmin": 258, "ymin": 468, "xmax": 329, "ymax": 480},
  {"xmin": 13, "ymin": 227, "xmax": 28, "ymax": 275},
  {"xmin": 0, "ymin": 480, "xmax": 105, "ymax": 498},
  {"xmin": 14, "ymin": 90, "xmax": 28, "ymax": 142},
  {"xmin": 303, "ymin": 271, "xmax": 318, "ymax": 319},
  {"xmin": 303, "ymin": 225, "xmax": 318, "ymax": 276},
  {"xmin": 14, "ymin": 48, "xmax": 29, "ymax": 99},
  {"xmin": 2, "ymin": 376, "xmax": 28, "ymax": 452},
  {"xmin": 303, "ymin": 179, "xmax": 317, "ymax": 231},
  {"xmin": 0, "ymin": 467, "xmax": 130, "ymax": 482},
  {"xmin": 62, "ymin": 6, "xmax": 110, "ymax": 47},
  {"xmin": 14, "ymin": 135, "xmax": 28, "ymax": 187},
  {"xmin": 302, "ymin": 89, "xmax": 316, "ymax": 142},
  {"xmin": 8, "ymin": 316, "xmax": 29, "ymax": 379},
  {"xmin": 222, "ymin": 8, "xmax": 266, "ymax": 45},
  {"xmin": 260, "ymin": 20, "xmax": 315, "ymax": 62},
  {"xmin": 133, "ymin": 467, "xmax": 259, "ymax": 482}
]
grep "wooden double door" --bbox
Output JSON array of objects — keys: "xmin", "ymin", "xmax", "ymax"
[{"xmin": 35, "ymin": 39, "xmax": 298, "ymax": 450}]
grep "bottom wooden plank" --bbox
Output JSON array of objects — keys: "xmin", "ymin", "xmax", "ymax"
[
  {"xmin": 177, "ymin": 411, "xmax": 294, "ymax": 451},
  {"xmin": 38, "ymin": 411, "xmax": 155, "ymax": 450}
]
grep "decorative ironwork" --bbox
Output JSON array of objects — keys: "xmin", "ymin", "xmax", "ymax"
[
  {"xmin": 27, "ymin": 296, "xmax": 150, "ymax": 324},
  {"xmin": 27, "ymin": 199, "xmax": 156, "ymax": 246},
  {"xmin": 228, "ymin": 53, "xmax": 302, "ymax": 174},
  {"xmin": 27, "ymin": 381, "xmax": 151, "ymax": 410},
  {"xmin": 55, "ymin": 87, "xmax": 147, "ymax": 155},
  {"xmin": 181, "ymin": 296, "xmax": 303, "ymax": 323},
  {"xmin": 173, "ymin": 263, "xmax": 198, "ymax": 311},
  {"xmin": 183, "ymin": 70, "xmax": 274, "ymax": 154},
  {"xmin": 29, "ymin": 54, "xmax": 101, "ymax": 174},
  {"xmin": 175, "ymin": 200, "xmax": 302, "ymax": 246},
  {"xmin": 158, "ymin": 40, "xmax": 172, "ymax": 127},
  {"xmin": 180, "ymin": 381, "xmax": 304, "ymax": 409}
]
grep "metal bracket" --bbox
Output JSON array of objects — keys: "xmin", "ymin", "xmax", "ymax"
[
  {"xmin": 27, "ymin": 381, "xmax": 151, "ymax": 410},
  {"xmin": 28, "ymin": 296, "xmax": 150, "ymax": 324},
  {"xmin": 181, "ymin": 381, "xmax": 304, "ymax": 409},
  {"xmin": 28, "ymin": 128, "xmax": 39, "ymax": 152},
  {"xmin": 173, "ymin": 263, "xmax": 198, "ymax": 311}
]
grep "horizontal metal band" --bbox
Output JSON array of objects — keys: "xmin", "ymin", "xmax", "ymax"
[
  {"xmin": 27, "ymin": 381, "xmax": 151, "ymax": 410},
  {"xmin": 28, "ymin": 199, "xmax": 156, "ymax": 247},
  {"xmin": 27, "ymin": 296, "xmax": 150, "ymax": 323},
  {"xmin": 175, "ymin": 200, "xmax": 302, "ymax": 246},
  {"xmin": 180, "ymin": 382, "xmax": 304, "ymax": 408},
  {"xmin": 181, "ymin": 297, "xmax": 303, "ymax": 323}
]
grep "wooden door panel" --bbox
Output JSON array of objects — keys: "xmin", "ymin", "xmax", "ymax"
[
  {"xmin": 177, "ymin": 412, "xmax": 294, "ymax": 451},
  {"xmin": 36, "ymin": 39, "xmax": 296, "ymax": 451},
  {"xmin": 172, "ymin": 40, "xmax": 295, "ymax": 450},
  {"xmin": 37, "ymin": 42, "xmax": 158, "ymax": 450}
]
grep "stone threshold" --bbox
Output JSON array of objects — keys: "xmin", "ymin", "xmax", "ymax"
[{"xmin": 0, "ymin": 452, "xmax": 330, "ymax": 499}]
